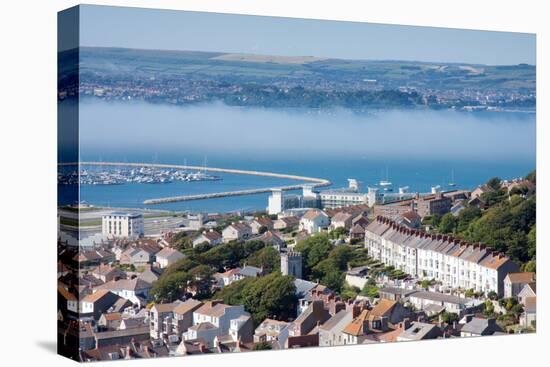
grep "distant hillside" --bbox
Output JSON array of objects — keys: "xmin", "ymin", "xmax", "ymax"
[{"xmin": 60, "ymin": 47, "xmax": 536, "ymax": 110}]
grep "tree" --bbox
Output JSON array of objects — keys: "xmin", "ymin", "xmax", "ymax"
[
  {"xmin": 196, "ymin": 240, "xmax": 266, "ymax": 271},
  {"xmin": 245, "ymin": 247, "xmax": 280, "ymax": 273},
  {"xmin": 360, "ymin": 277, "xmax": 379, "ymax": 298},
  {"xmin": 480, "ymin": 190, "xmax": 507, "ymax": 206},
  {"xmin": 510, "ymin": 303, "xmax": 524, "ymax": 317},
  {"xmin": 214, "ymin": 277, "xmax": 253, "ymax": 305},
  {"xmin": 456, "ymin": 206, "xmax": 482, "ymax": 233},
  {"xmin": 503, "ymin": 297, "xmax": 518, "ymax": 311},
  {"xmin": 484, "ymin": 300, "xmax": 495, "ymax": 316},
  {"xmin": 241, "ymin": 273, "xmax": 298, "ymax": 325},
  {"xmin": 171, "ymin": 231, "xmax": 195, "ymax": 251},
  {"xmin": 462, "ymin": 194, "xmax": 536, "ymax": 263},
  {"xmin": 438, "ymin": 213, "xmax": 458, "ymax": 234},
  {"xmin": 328, "ymin": 245, "xmax": 354, "ymax": 270},
  {"xmin": 420, "ymin": 279, "xmax": 434, "ymax": 289},
  {"xmin": 486, "ymin": 177, "xmax": 502, "ymax": 190},
  {"xmin": 253, "ymin": 342, "xmax": 272, "ymax": 351},
  {"xmin": 188, "ymin": 265, "xmax": 214, "ymax": 299},
  {"xmin": 526, "ymin": 170, "xmax": 536, "ymax": 184},
  {"xmin": 527, "ymin": 225, "xmax": 536, "ymax": 259},
  {"xmin": 422, "ymin": 214, "xmax": 441, "ymax": 227},
  {"xmin": 440, "ymin": 312, "xmax": 459, "ymax": 324},
  {"xmin": 340, "ymin": 284, "xmax": 360, "ymax": 300},
  {"xmin": 510, "ymin": 186, "xmax": 528, "ymax": 196},
  {"xmin": 522, "ymin": 259, "xmax": 536, "ymax": 273},
  {"xmin": 321, "ymin": 270, "xmax": 345, "ymax": 293},
  {"xmin": 163, "ymin": 257, "xmax": 199, "ymax": 277},
  {"xmin": 215, "ymin": 273, "xmax": 298, "ymax": 326},
  {"xmin": 294, "ymin": 233, "xmax": 333, "ymax": 276},
  {"xmin": 329, "ymin": 227, "xmax": 347, "ymax": 239},
  {"xmin": 150, "ymin": 271, "xmax": 190, "ymax": 302}
]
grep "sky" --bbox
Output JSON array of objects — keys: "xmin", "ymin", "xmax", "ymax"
[{"xmin": 74, "ymin": 4, "xmax": 536, "ymax": 65}]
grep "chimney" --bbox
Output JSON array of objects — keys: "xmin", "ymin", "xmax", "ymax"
[
  {"xmin": 334, "ymin": 302, "xmax": 346, "ymax": 314},
  {"xmin": 400, "ymin": 318, "xmax": 411, "ymax": 330},
  {"xmin": 380, "ymin": 316, "xmax": 389, "ymax": 331},
  {"xmin": 199, "ymin": 342, "xmax": 207, "ymax": 353},
  {"xmin": 352, "ymin": 304, "xmax": 362, "ymax": 318},
  {"xmin": 210, "ymin": 299, "xmax": 223, "ymax": 307}
]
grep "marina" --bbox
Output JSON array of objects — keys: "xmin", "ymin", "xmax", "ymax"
[
  {"xmin": 58, "ymin": 165, "xmax": 221, "ymax": 185},
  {"xmin": 64, "ymin": 159, "xmax": 534, "ymax": 213},
  {"xmin": 59, "ymin": 162, "xmax": 332, "ymax": 207}
]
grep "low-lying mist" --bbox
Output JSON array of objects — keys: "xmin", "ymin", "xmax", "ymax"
[{"xmin": 79, "ymin": 100, "xmax": 535, "ymax": 162}]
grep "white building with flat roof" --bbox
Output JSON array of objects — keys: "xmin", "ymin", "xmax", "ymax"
[
  {"xmin": 268, "ymin": 189, "xmax": 284, "ymax": 215},
  {"xmin": 102, "ymin": 212, "xmax": 144, "ymax": 239},
  {"xmin": 319, "ymin": 179, "xmax": 368, "ymax": 209}
]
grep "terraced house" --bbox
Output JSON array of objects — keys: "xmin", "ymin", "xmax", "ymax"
[{"xmin": 365, "ymin": 217, "xmax": 519, "ymax": 296}]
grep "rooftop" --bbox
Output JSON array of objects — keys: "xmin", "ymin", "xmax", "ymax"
[
  {"xmin": 399, "ymin": 322, "xmax": 438, "ymax": 341},
  {"xmin": 506, "ymin": 272, "xmax": 536, "ymax": 283},
  {"xmin": 107, "ymin": 212, "xmax": 142, "ymax": 218},
  {"xmin": 367, "ymin": 216, "xmax": 514, "ymax": 270},
  {"xmin": 409, "ymin": 290, "xmax": 473, "ymax": 305}
]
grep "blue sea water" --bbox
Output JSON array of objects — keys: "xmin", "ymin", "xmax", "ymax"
[
  {"xmin": 71, "ymin": 100, "xmax": 535, "ymax": 213},
  {"xmin": 73, "ymin": 157, "xmax": 534, "ymax": 213}
]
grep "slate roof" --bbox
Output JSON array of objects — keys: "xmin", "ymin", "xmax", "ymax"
[
  {"xmin": 293, "ymin": 278, "xmax": 318, "ymax": 297},
  {"xmin": 302, "ymin": 209, "xmax": 327, "ymax": 221},
  {"xmin": 173, "ymin": 299, "xmax": 203, "ymax": 315},
  {"xmin": 506, "ymin": 272, "xmax": 536, "ymax": 284},
  {"xmin": 367, "ymin": 216, "xmax": 515, "ymax": 270},
  {"xmin": 95, "ymin": 278, "xmax": 152, "ymax": 292},
  {"xmin": 155, "ymin": 247, "xmax": 185, "ymax": 261},
  {"xmin": 461, "ymin": 317, "xmax": 496, "ymax": 335},
  {"xmin": 399, "ymin": 322, "xmax": 438, "ymax": 340},
  {"xmin": 238, "ymin": 265, "xmax": 263, "ymax": 277}
]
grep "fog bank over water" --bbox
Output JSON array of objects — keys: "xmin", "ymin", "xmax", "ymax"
[{"xmin": 80, "ymin": 100, "xmax": 535, "ymax": 162}]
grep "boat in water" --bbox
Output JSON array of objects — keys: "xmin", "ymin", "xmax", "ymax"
[
  {"xmin": 380, "ymin": 166, "xmax": 393, "ymax": 188},
  {"xmin": 448, "ymin": 169, "xmax": 457, "ymax": 187}
]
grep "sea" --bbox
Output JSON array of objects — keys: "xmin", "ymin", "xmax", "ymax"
[{"xmin": 66, "ymin": 100, "xmax": 536, "ymax": 213}]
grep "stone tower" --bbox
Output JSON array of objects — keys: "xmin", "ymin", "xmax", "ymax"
[{"xmin": 281, "ymin": 250, "xmax": 303, "ymax": 279}]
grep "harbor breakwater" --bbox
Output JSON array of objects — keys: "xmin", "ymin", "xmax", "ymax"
[{"xmin": 60, "ymin": 162, "xmax": 331, "ymax": 205}]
